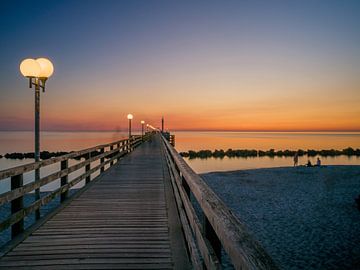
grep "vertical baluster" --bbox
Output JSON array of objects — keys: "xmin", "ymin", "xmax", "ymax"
[
  {"xmin": 100, "ymin": 148, "xmax": 105, "ymax": 173},
  {"xmin": 182, "ymin": 175, "xmax": 191, "ymax": 198},
  {"xmin": 60, "ymin": 160, "xmax": 68, "ymax": 203},
  {"xmin": 34, "ymin": 168, "xmax": 40, "ymax": 220},
  {"xmin": 11, "ymin": 174, "xmax": 24, "ymax": 239},
  {"xmin": 117, "ymin": 143, "xmax": 120, "ymax": 162},
  {"xmin": 86, "ymin": 152, "xmax": 91, "ymax": 184},
  {"xmin": 110, "ymin": 145, "xmax": 114, "ymax": 166},
  {"xmin": 203, "ymin": 217, "xmax": 222, "ymax": 263}
]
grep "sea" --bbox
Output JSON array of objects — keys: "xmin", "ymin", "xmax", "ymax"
[
  {"xmin": 1, "ymin": 131, "xmax": 359, "ymax": 173},
  {"xmin": 0, "ymin": 131, "xmax": 359, "ymax": 269}
]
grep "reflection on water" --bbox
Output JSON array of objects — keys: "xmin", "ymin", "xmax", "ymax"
[
  {"xmin": 0, "ymin": 131, "xmax": 130, "ymax": 194},
  {"xmin": 174, "ymin": 131, "xmax": 360, "ymax": 151},
  {"xmin": 173, "ymin": 131, "xmax": 360, "ymax": 173},
  {"xmin": 0, "ymin": 131, "xmax": 129, "ymax": 154},
  {"xmin": 1, "ymin": 131, "xmax": 360, "ymax": 177},
  {"xmin": 184, "ymin": 155, "xmax": 360, "ymax": 174}
]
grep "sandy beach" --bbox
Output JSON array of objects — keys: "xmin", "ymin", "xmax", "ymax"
[{"xmin": 202, "ymin": 165, "xmax": 360, "ymax": 270}]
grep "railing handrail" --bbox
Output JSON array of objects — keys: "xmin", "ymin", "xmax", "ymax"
[
  {"xmin": 0, "ymin": 133, "xmax": 148, "ymax": 242},
  {"xmin": 161, "ymin": 134, "xmax": 278, "ymax": 270},
  {"xmin": 0, "ymin": 135, "xmax": 142, "ymax": 180}
]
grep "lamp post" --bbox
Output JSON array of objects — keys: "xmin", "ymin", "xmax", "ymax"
[
  {"xmin": 20, "ymin": 57, "xmax": 54, "ymax": 220},
  {"xmin": 141, "ymin": 121, "xmax": 145, "ymax": 139},
  {"xmin": 127, "ymin": 114, "xmax": 133, "ymax": 138}
]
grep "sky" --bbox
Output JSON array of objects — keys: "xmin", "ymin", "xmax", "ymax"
[{"xmin": 0, "ymin": 0, "xmax": 359, "ymax": 131}]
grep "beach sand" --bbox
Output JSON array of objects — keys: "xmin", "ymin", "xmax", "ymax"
[{"xmin": 202, "ymin": 165, "xmax": 360, "ymax": 270}]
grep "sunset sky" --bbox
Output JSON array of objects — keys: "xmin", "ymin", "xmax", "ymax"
[{"xmin": 0, "ymin": 0, "xmax": 359, "ymax": 131}]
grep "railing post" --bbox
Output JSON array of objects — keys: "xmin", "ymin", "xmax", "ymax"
[
  {"xmin": 182, "ymin": 175, "xmax": 191, "ymax": 198},
  {"xmin": 100, "ymin": 148, "xmax": 105, "ymax": 173},
  {"xmin": 60, "ymin": 160, "xmax": 68, "ymax": 203},
  {"xmin": 117, "ymin": 143, "xmax": 120, "ymax": 162},
  {"xmin": 110, "ymin": 145, "xmax": 114, "ymax": 166},
  {"xmin": 203, "ymin": 216, "xmax": 222, "ymax": 263},
  {"xmin": 11, "ymin": 174, "xmax": 24, "ymax": 239},
  {"xmin": 86, "ymin": 153, "xmax": 91, "ymax": 184},
  {"xmin": 35, "ymin": 168, "xmax": 40, "ymax": 220}
]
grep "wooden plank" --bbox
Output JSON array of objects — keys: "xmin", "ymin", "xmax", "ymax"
[
  {"xmin": 0, "ymin": 147, "xmax": 123, "ymax": 205},
  {"xmin": 164, "ymin": 143, "xmax": 222, "ymax": 269},
  {"xmin": 162, "ymin": 136, "xmax": 278, "ymax": 269},
  {"xmin": 0, "ymin": 264, "xmax": 173, "ymax": 270},
  {"xmin": 0, "ymin": 134, "xmax": 189, "ymax": 269},
  {"xmin": 0, "ymin": 151, "xmax": 126, "ymax": 232},
  {"xmin": 0, "ymin": 138, "xmax": 129, "ymax": 180},
  {"xmin": 0, "ymin": 258, "xmax": 173, "ymax": 267}
]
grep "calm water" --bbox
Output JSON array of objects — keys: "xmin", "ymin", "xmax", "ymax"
[
  {"xmin": 0, "ymin": 131, "xmax": 131, "ymax": 193},
  {"xmin": 0, "ymin": 131, "xmax": 360, "ymax": 173},
  {"xmin": 173, "ymin": 131, "xmax": 360, "ymax": 173},
  {"xmin": 0, "ymin": 131, "xmax": 359, "ymax": 189}
]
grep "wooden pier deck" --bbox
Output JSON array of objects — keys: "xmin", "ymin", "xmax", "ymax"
[{"xmin": 0, "ymin": 135, "xmax": 190, "ymax": 269}]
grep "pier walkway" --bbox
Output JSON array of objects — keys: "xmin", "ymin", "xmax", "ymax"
[
  {"xmin": 0, "ymin": 135, "xmax": 189, "ymax": 269},
  {"xmin": 0, "ymin": 133, "xmax": 277, "ymax": 270}
]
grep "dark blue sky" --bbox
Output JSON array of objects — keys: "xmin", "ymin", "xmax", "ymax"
[{"xmin": 0, "ymin": 0, "xmax": 359, "ymax": 131}]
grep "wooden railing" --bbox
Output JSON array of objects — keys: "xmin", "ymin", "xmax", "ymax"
[
  {"xmin": 161, "ymin": 135, "xmax": 278, "ymax": 270},
  {"xmin": 0, "ymin": 135, "xmax": 146, "ymax": 241}
]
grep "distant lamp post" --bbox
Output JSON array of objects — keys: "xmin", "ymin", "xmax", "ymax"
[
  {"xmin": 19, "ymin": 57, "xmax": 54, "ymax": 220},
  {"xmin": 127, "ymin": 114, "xmax": 133, "ymax": 138},
  {"xmin": 141, "ymin": 121, "xmax": 145, "ymax": 140}
]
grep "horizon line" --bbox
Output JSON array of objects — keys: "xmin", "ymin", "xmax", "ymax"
[{"xmin": 0, "ymin": 129, "xmax": 360, "ymax": 133}]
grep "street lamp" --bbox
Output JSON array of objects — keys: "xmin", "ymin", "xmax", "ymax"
[
  {"xmin": 141, "ymin": 120, "xmax": 145, "ymax": 135},
  {"xmin": 127, "ymin": 114, "xmax": 133, "ymax": 138},
  {"xmin": 141, "ymin": 120, "xmax": 145, "ymax": 140},
  {"xmin": 20, "ymin": 57, "xmax": 54, "ymax": 220}
]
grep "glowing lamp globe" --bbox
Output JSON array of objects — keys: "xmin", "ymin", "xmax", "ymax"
[
  {"xmin": 36, "ymin": 58, "xmax": 54, "ymax": 78},
  {"xmin": 20, "ymin": 59, "xmax": 41, "ymax": 77},
  {"xmin": 141, "ymin": 120, "xmax": 145, "ymax": 124},
  {"xmin": 127, "ymin": 114, "xmax": 133, "ymax": 120}
]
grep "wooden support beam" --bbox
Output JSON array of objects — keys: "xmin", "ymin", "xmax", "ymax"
[
  {"xmin": 60, "ymin": 160, "xmax": 68, "ymax": 203},
  {"xmin": 100, "ymin": 148, "xmax": 105, "ymax": 173},
  {"xmin": 85, "ymin": 153, "xmax": 91, "ymax": 184},
  {"xmin": 11, "ymin": 174, "xmax": 23, "ymax": 239},
  {"xmin": 110, "ymin": 145, "xmax": 114, "ymax": 166}
]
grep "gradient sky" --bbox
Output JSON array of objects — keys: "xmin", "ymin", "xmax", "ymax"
[{"xmin": 0, "ymin": 0, "xmax": 359, "ymax": 131}]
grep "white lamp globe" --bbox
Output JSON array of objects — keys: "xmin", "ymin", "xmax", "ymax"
[
  {"xmin": 36, "ymin": 58, "xmax": 54, "ymax": 78},
  {"xmin": 127, "ymin": 114, "xmax": 133, "ymax": 120},
  {"xmin": 20, "ymin": 58, "xmax": 41, "ymax": 77},
  {"xmin": 141, "ymin": 120, "xmax": 145, "ymax": 124}
]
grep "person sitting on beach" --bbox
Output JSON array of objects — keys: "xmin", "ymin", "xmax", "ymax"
[
  {"xmin": 293, "ymin": 152, "xmax": 299, "ymax": 167},
  {"xmin": 316, "ymin": 157, "xmax": 321, "ymax": 167},
  {"xmin": 306, "ymin": 160, "xmax": 312, "ymax": 167}
]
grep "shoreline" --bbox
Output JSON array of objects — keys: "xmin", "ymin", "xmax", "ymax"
[
  {"xmin": 181, "ymin": 147, "xmax": 360, "ymax": 159},
  {"xmin": 201, "ymin": 165, "xmax": 360, "ymax": 270},
  {"xmin": 201, "ymin": 164, "xmax": 360, "ymax": 175}
]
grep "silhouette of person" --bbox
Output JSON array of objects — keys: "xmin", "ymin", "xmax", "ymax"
[
  {"xmin": 293, "ymin": 152, "xmax": 299, "ymax": 167},
  {"xmin": 307, "ymin": 160, "xmax": 312, "ymax": 167},
  {"xmin": 316, "ymin": 157, "xmax": 321, "ymax": 166}
]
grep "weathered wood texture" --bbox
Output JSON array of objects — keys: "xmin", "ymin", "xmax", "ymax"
[
  {"xmin": 161, "ymin": 136, "xmax": 278, "ymax": 270},
  {"xmin": 0, "ymin": 136, "xmax": 145, "ymax": 237},
  {"xmin": 0, "ymin": 135, "xmax": 189, "ymax": 269}
]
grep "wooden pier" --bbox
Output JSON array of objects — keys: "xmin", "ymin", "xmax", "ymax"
[{"xmin": 0, "ymin": 133, "xmax": 277, "ymax": 269}]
